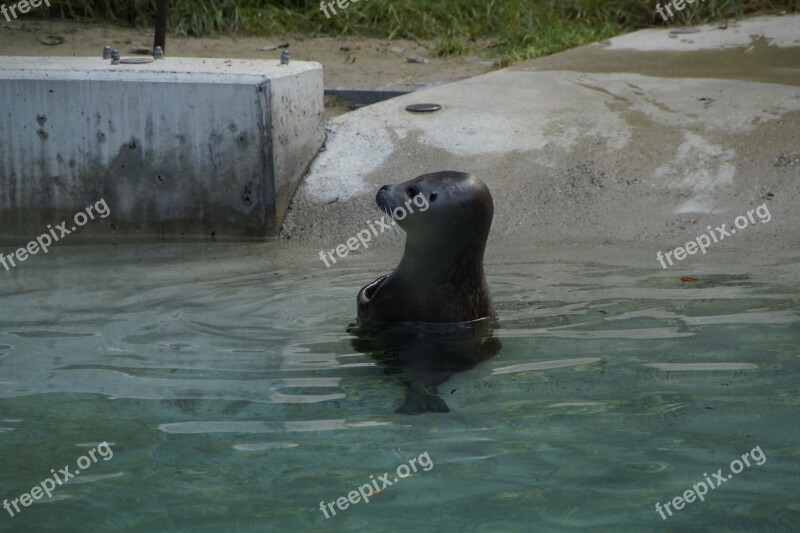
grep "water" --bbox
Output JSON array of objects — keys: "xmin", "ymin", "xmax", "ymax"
[{"xmin": 0, "ymin": 241, "xmax": 798, "ymax": 532}]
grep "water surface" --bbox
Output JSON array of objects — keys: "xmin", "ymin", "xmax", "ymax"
[{"xmin": 0, "ymin": 242, "xmax": 798, "ymax": 532}]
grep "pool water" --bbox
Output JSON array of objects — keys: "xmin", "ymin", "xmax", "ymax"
[{"xmin": 0, "ymin": 241, "xmax": 798, "ymax": 532}]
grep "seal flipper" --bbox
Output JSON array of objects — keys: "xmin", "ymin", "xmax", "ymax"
[{"xmin": 357, "ymin": 274, "xmax": 391, "ymax": 322}]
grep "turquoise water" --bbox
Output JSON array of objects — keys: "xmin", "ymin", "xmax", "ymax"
[{"xmin": 0, "ymin": 242, "xmax": 798, "ymax": 532}]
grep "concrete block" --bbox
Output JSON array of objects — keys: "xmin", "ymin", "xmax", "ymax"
[{"xmin": 0, "ymin": 56, "xmax": 324, "ymax": 239}]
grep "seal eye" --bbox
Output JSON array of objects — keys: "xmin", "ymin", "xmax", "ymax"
[
  {"xmin": 429, "ymin": 193, "xmax": 437, "ymax": 202},
  {"xmin": 407, "ymin": 185, "xmax": 420, "ymax": 198}
]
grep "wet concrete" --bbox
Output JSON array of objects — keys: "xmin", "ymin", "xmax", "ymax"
[
  {"xmin": 282, "ymin": 14, "xmax": 800, "ymax": 267},
  {"xmin": 524, "ymin": 37, "xmax": 800, "ymax": 88}
]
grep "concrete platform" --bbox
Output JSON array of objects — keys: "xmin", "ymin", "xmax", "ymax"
[
  {"xmin": 0, "ymin": 57, "xmax": 324, "ymax": 239},
  {"xmin": 282, "ymin": 15, "xmax": 800, "ymax": 260}
]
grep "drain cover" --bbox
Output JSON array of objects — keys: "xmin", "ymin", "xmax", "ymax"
[{"xmin": 405, "ymin": 103, "xmax": 442, "ymax": 113}]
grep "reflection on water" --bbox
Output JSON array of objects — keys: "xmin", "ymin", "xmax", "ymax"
[
  {"xmin": 348, "ymin": 318, "xmax": 501, "ymax": 414},
  {"xmin": 0, "ymin": 242, "xmax": 798, "ymax": 531}
]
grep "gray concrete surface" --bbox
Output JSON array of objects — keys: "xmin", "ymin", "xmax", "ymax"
[
  {"xmin": 282, "ymin": 15, "xmax": 800, "ymax": 259},
  {"xmin": 0, "ymin": 57, "xmax": 324, "ymax": 239}
]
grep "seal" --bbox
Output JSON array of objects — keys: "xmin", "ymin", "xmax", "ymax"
[{"xmin": 356, "ymin": 171, "xmax": 495, "ymax": 324}]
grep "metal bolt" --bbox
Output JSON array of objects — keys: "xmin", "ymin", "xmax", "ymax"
[
  {"xmin": 103, "ymin": 45, "xmax": 112, "ymax": 59},
  {"xmin": 154, "ymin": 46, "xmax": 164, "ymax": 59},
  {"xmin": 111, "ymin": 50, "xmax": 120, "ymax": 65},
  {"xmin": 280, "ymin": 50, "xmax": 290, "ymax": 65}
]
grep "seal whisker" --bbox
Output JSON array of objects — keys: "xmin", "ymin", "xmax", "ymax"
[{"xmin": 375, "ymin": 206, "xmax": 400, "ymax": 240}]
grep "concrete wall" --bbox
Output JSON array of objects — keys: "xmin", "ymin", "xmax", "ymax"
[{"xmin": 0, "ymin": 57, "xmax": 324, "ymax": 239}]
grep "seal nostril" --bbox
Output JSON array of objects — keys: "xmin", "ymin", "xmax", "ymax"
[
  {"xmin": 407, "ymin": 185, "xmax": 420, "ymax": 198},
  {"xmin": 429, "ymin": 192, "xmax": 437, "ymax": 202}
]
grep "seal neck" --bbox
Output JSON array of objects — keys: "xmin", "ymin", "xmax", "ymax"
[{"xmin": 396, "ymin": 235, "xmax": 487, "ymax": 286}]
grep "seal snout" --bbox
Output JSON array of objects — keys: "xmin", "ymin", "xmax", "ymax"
[{"xmin": 376, "ymin": 185, "xmax": 394, "ymax": 213}]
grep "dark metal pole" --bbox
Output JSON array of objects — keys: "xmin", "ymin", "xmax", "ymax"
[{"xmin": 153, "ymin": 0, "xmax": 168, "ymax": 54}]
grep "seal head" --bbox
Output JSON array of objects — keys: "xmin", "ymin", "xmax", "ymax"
[{"xmin": 357, "ymin": 171, "xmax": 495, "ymax": 324}]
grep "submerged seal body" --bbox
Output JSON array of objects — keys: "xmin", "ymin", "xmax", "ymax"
[
  {"xmin": 349, "ymin": 318, "xmax": 502, "ymax": 413},
  {"xmin": 357, "ymin": 171, "xmax": 495, "ymax": 324}
]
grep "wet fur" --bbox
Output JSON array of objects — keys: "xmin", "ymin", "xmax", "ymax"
[{"xmin": 357, "ymin": 171, "xmax": 495, "ymax": 324}]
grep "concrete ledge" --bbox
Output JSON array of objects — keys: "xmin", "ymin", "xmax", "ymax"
[
  {"xmin": 281, "ymin": 15, "xmax": 800, "ymax": 255},
  {"xmin": 0, "ymin": 57, "xmax": 324, "ymax": 239}
]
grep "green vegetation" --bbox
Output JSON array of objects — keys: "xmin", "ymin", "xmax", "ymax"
[{"xmin": 48, "ymin": 0, "xmax": 800, "ymax": 64}]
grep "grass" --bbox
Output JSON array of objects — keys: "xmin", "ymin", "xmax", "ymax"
[{"xmin": 46, "ymin": 0, "xmax": 800, "ymax": 64}]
